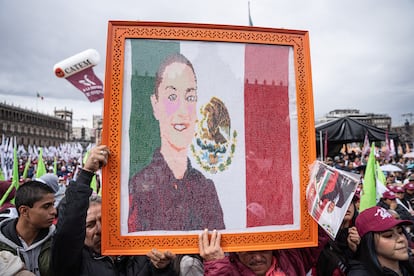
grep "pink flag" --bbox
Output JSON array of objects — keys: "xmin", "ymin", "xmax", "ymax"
[
  {"xmin": 324, "ymin": 130, "xmax": 328, "ymax": 160},
  {"xmin": 53, "ymin": 49, "xmax": 104, "ymax": 102},
  {"xmin": 384, "ymin": 130, "xmax": 390, "ymax": 161},
  {"xmin": 390, "ymin": 139, "xmax": 396, "ymax": 157},
  {"xmin": 362, "ymin": 132, "xmax": 370, "ymax": 157}
]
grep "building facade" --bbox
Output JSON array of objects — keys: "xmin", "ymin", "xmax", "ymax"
[
  {"xmin": 317, "ymin": 109, "xmax": 392, "ymax": 130},
  {"xmin": 0, "ymin": 102, "xmax": 71, "ymax": 146}
]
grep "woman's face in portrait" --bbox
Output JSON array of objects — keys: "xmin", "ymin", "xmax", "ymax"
[{"xmin": 151, "ymin": 61, "xmax": 198, "ymax": 151}]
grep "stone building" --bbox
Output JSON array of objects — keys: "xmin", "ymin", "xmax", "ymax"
[{"xmin": 0, "ymin": 102, "xmax": 71, "ymax": 146}]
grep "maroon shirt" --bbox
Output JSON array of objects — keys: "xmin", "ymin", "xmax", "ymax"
[{"xmin": 128, "ymin": 149, "xmax": 225, "ymax": 232}]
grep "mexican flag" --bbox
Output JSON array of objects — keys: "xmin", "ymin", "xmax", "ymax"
[{"xmin": 121, "ymin": 39, "xmax": 300, "ymax": 231}]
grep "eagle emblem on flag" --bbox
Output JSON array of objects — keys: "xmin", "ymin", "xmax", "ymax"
[{"xmin": 191, "ymin": 97, "xmax": 237, "ymax": 174}]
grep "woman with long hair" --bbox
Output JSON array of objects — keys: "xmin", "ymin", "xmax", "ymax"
[{"xmin": 348, "ymin": 206, "xmax": 414, "ymax": 275}]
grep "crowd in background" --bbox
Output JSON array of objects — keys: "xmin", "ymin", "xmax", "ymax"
[{"xmin": 1, "ymin": 138, "xmax": 414, "ymax": 275}]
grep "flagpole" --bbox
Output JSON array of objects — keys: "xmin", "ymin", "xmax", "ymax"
[
  {"xmin": 248, "ymin": 1, "xmax": 254, "ymax": 26},
  {"xmin": 319, "ymin": 130, "xmax": 323, "ymax": 161}
]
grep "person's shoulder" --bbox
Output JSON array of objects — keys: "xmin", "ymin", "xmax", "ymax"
[
  {"xmin": 0, "ymin": 220, "xmax": 18, "ymax": 250},
  {"xmin": 347, "ymin": 260, "xmax": 371, "ymax": 276},
  {"xmin": 0, "ymin": 216, "xmax": 17, "ymax": 235}
]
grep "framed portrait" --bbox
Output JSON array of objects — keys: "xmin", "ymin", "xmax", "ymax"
[{"xmin": 101, "ymin": 21, "xmax": 317, "ymax": 255}]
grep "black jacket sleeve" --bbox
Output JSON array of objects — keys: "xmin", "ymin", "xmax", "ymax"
[
  {"xmin": 51, "ymin": 169, "xmax": 94, "ymax": 275},
  {"xmin": 126, "ymin": 256, "xmax": 178, "ymax": 276}
]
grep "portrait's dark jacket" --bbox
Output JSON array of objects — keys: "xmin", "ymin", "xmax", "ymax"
[
  {"xmin": 52, "ymin": 169, "xmax": 176, "ymax": 276},
  {"xmin": 128, "ymin": 148, "xmax": 225, "ymax": 232}
]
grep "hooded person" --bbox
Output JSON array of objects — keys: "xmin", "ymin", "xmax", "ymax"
[
  {"xmin": 0, "ymin": 180, "xmax": 57, "ymax": 276},
  {"xmin": 37, "ymin": 173, "xmax": 66, "ymax": 208}
]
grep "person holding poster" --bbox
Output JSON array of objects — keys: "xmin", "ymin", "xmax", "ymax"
[
  {"xmin": 307, "ymin": 161, "xmax": 359, "ymax": 239},
  {"xmin": 199, "ymin": 228, "xmax": 330, "ymax": 275},
  {"xmin": 128, "ymin": 53, "xmax": 225, "ymax": 232},
  {"xmin": 52, "ymin": 146, "xmax": 177, "ymax": 276}
]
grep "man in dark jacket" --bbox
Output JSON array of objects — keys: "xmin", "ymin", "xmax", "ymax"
[{"xmin": 51, "ymin": 145, "xmax": 177, "ymax": 276}]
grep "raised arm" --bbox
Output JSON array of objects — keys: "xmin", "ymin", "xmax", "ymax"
[{"xmin": 51, "ymin": 145, "xmax": 109, "ymax": 275}]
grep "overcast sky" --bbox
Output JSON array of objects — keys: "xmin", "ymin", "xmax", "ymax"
[{"xmin": 1, "ymin": 0, "xmax": 413, "ymax": 128}]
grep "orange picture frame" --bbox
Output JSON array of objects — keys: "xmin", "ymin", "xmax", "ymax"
[{"xmin": 101, "ymin": 21, "xmax": 317, "ymax": 255}]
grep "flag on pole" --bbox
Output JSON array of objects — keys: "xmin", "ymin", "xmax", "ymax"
[
  {"xmin": 53, "ymin": 156, "xmax": 57, "ymax": 175},
  {"xmin": 12, "ymin": 146, "xmax": 19, "ymax": 189},
  {"xmin": 0, "ymin": 135, "xmax": 6, "ymax": 180},
  {"xmin": 390, "ymin": 139, "xmax": 396, "ymax": 157},
  {"xmin": 36, "ymin": 92, "xmax": 44, "ymax": 100},
  {"xmin": 0, "ymin": 181, "xmax": 14, "ymax": 208},
  {"xmin": 36, "ymin": 148, "xmax": 47, "ymax": 178},
  {"xmin": 0, "ymin": 145, "xmax": 19, "ymax": 207},
  {"xmin": 324, "ymin": 130, "xmax": 328, "ymax": 161},
  {"xmin": 360, "ymin": 143, "xmax": 377, "ymax": 212},
  {"xmin": 361, "ymin": 132, "xmax": 370, "ymax": 157},
  {"xmin": 376, "ymin": 161, "xmax": 388, "ymax": 196},
  {"xmin": 384, "ymin": 130, "xmax": 391, "ymax": 161},
  {"xmin": 22, "ymin": 157, "xmax": 31, "ymax": 180}
]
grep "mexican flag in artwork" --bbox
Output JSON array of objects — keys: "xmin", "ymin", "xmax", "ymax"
[{"xmin": 122, "ymin": 39, "xmax": 300, "ymax": 231}]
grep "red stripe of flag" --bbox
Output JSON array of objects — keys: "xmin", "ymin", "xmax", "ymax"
[{"xmin": 244, "ymin": 44, "xmax": 293, "ymax": 226}]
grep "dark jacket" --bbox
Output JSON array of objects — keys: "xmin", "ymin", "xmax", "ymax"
[
  {"xmin": 347, "ymin": 260, "xmax": 412, "ymax": 276},
  {"xmin": 377, "ymin": 199, "xmax": 414, "ymax": 222},
  {"xmin": 51, "ymin": 169, "xmax": 176, "ymax": 276},
  {"xmin": 316, "ymin": 228, "xmax": 356, "ymax": 275},
  {"xmin": 0, "ymin": 217, "xmax": 54, "ymax": 276},
  {"xmin": 128, "ymin": 148, "xmax": 225, "ymax": 232}
]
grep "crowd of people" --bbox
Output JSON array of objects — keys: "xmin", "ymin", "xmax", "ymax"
[{"xmin": 0, "ymin": 144, "xmax": 414, "ymax": 275}]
